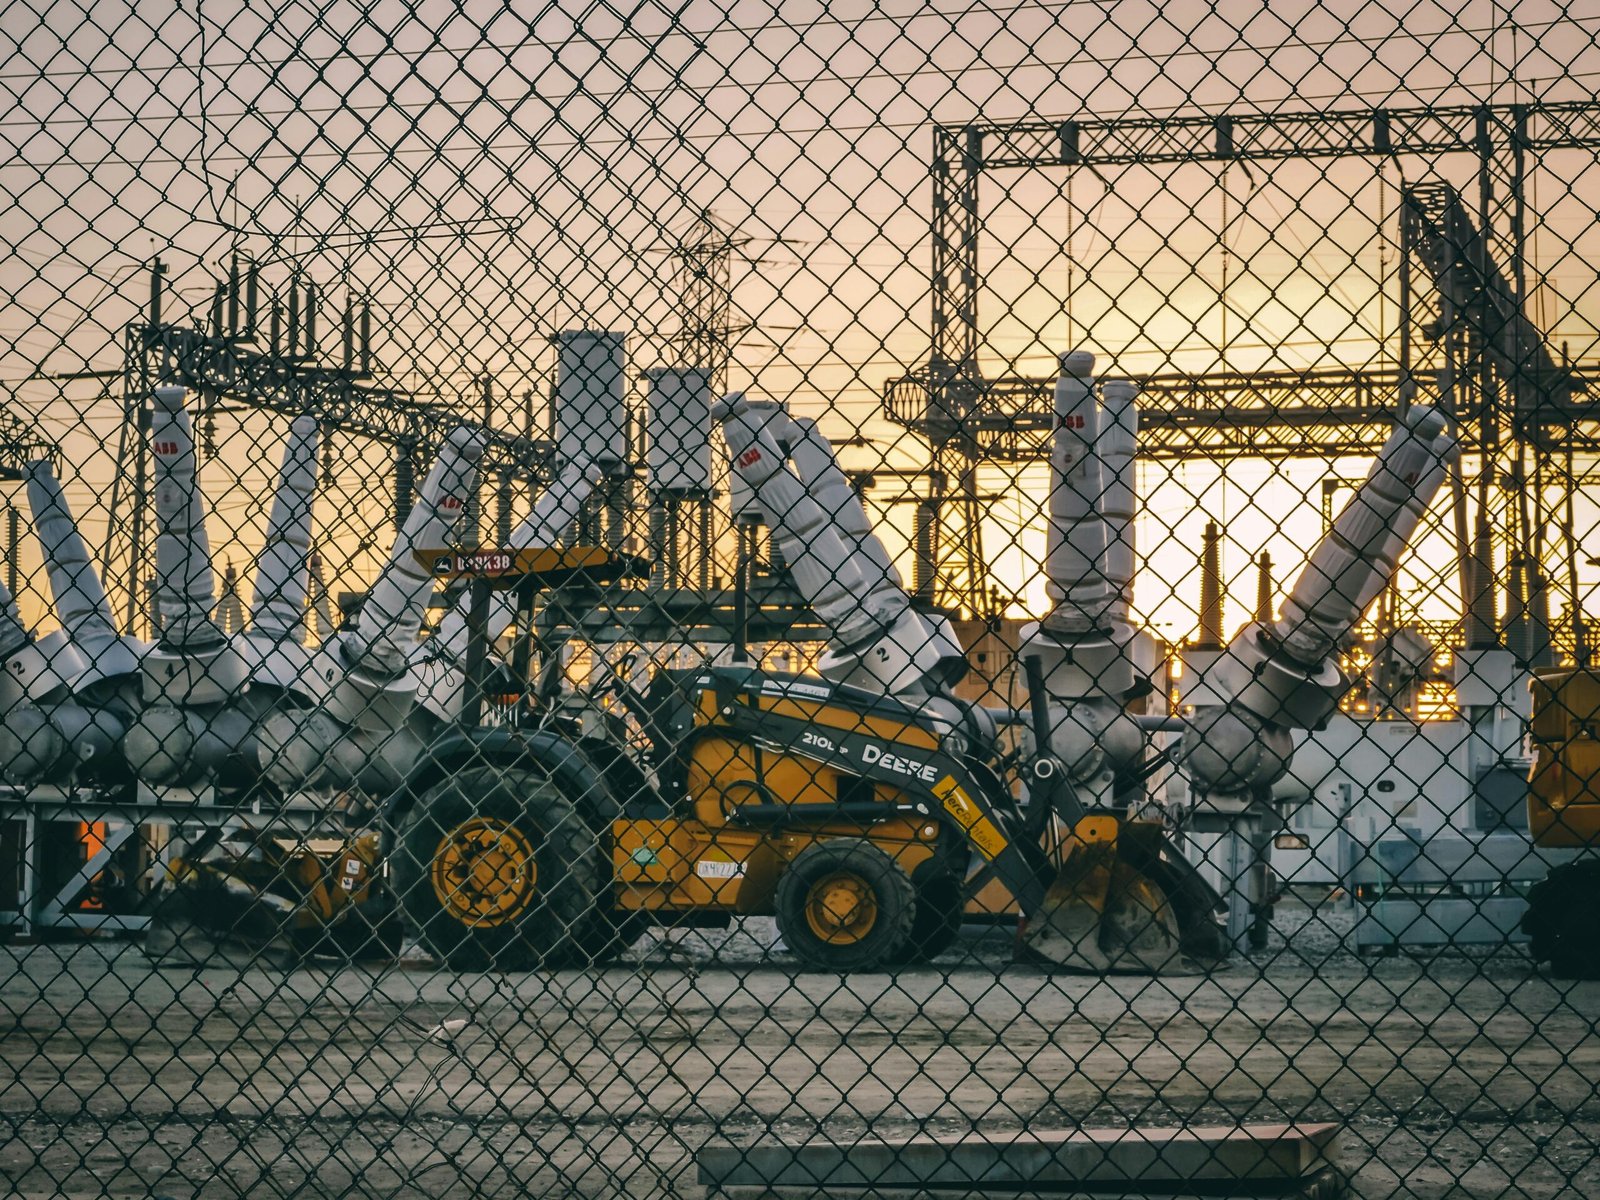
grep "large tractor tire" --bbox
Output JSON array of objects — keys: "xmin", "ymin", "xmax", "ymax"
[
  {"xmin": 1523, "ymin": 860, "xmax": 1600, "ymax": 980},
  {"xmin": 566, "ymin": 906, "xmax": 651, "ymax": 965},
  {"xmin": 775, "ymin": 838, "xmax": 915, "ymax": 972},
  {"xmin": 395, "ymin": 766, "xmax": 605, "ymax": 971},
  {"xmin": 892, "ymin": 864, "xmax": 966, "ymax": 966}
]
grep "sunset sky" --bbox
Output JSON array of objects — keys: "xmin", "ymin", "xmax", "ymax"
[{"xmin": 5, "ymin": 0, "xmax": 1600, "ymax": 645}]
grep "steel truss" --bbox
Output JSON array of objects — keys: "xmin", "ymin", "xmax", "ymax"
[{"xmin": 893, "ymin": 101, "xmax": 1600, "ymax": 616}]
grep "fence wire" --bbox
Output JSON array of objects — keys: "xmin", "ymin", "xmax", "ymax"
[{"xmin": 4, "ymin": 2, "xmax": 1600, "ymax": 1197}]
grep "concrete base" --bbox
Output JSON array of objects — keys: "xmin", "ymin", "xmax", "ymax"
[{"xmin": 698, "ymin": 1123, "xmax": 1342, "ymax": 1196}]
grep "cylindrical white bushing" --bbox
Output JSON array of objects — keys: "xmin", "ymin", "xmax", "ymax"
[
  {"xmin": 1275, "ymin": 406, "xmax": 1449, "ymax": 665},
  {"xmin": 150, "ymin": 386, "xmax": 224, "ymax": 648},
  {"xmin": 349, "ymin": 426, "xmax": 484, "ymax": 678},
  {"xmin": 249, "ymin": 415, "xmax": 320, "ymax": 641},
  {"xmin": 25, "ymin": 460, "xmax": 145, "ymax": 684},
  {"xmin": 1042, "ymin": 351, "xmax": 1126, "ymax": 631},
  {"xmin": 510, "ymin": 463, "xmax": 599, "ymax": 548},
  {"xmin": 715, "ymin": 394, "xmax": 899, "ymax": 649}
]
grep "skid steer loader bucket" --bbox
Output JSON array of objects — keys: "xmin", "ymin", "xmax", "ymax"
[
  {"xmin": 1009, "ymin": 659, "xmax": 1225, "ymax": 975},
  {"xmin": 1019, "ymin": 816, "xmax": 1225, "ymax": 974}
]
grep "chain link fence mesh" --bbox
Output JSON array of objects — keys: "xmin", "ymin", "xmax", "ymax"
[{"xmin": 5, "ymin": 2, "xmax": 1600, "ymax": 1197}]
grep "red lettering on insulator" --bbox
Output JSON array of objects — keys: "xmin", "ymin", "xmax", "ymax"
[{"xmin": 737, "ymin": 448, "xmax": 762, "ymax": 468}]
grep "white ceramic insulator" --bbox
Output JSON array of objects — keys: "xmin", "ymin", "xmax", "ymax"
[
  {"xmin": 817, "ymin": 606, "xmax": 966, "ymax": 696},
  {"xmin": 150, "ymin": 386, "xmax": 223, "ymax": 648},
  {"xmin": 724, "ymin": 394, "xmax": 786, "ymax": 524},
  {"xmin": 8, "ymin": 631, "xmax": 87, "ymax": 701},
  {"xmin": 715, "ymin": 394, "xmax": 899, "ymax": 648},
  {"xmin": 248, "ymin": 415, "xmax": 319, "ymax": 641},
  {"xmin": 25, "ymin": 460, "xmax": 136, "ymax": 674},
  {"xmin": 1098, "ymin": 380, "xmax": 1139, "ymax": 622},
  {"xmin": 509, "ymin": 462, "xmax": 599, "ymax": 548},
  {"xmin": 784, "ymin": 416, "xmax": 905, "ymax": 606},
  {"xmin": 1042, "ymin": 351, "xmax": 1119, "ymax": 630},
  {"xmin": 349, "ymin": 426, "xmax": 484, "ymax": 677},
  {"xmin": 1348, "ymin": 429, "xmax": 1458, "ymax": 618},
  {"xmin": 1275, "ymin": 406, "xmax": 1449, "ymax": 664}
]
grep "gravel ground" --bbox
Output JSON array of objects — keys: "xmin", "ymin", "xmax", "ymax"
[{"xmin": 2, "ymin": 903, "xmax": 1598, "ymax": 1199}]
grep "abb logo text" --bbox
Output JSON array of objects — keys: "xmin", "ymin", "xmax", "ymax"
[
  {"xmin": 736, "ymin": 448, "xmax": 762, "ymax": 468},
  {"xmin": 151, "ymin": 440, "xmax": 180, "ymax": 455},
  {"xmin": 1056, "ymin": 413, "xmax": 1087, "ymax": 430}
]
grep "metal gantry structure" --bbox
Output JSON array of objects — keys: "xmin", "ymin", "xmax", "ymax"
[
  {"xmin": 887, "ymin": 100, "xmax": 1600, "ymax": 633},
  {"xmin": 109, "ymin": 258, "xmax": 558, "ymax": 635}
]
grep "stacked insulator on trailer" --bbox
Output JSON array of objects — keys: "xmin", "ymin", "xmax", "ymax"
[
  {"xmin": 715, "ymin": 393, "xmax": 966, "ymax": 699},
  {"xmin": 257, "ymin": 427, "xmax": 484, "ymax": 793},
  {"xmin": 122, "ymin": 397, "xmax": 325, "ymax": 787},
  {"xmin": 0, "ymin": 459, "xmax": 150, "ymax": 784},
  {"xmin": 1017, "ymin": 352, "xmax": 1146, "ymax": 806}
]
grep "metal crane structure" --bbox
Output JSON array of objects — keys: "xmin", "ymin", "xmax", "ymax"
[
  {"xmin": 886, "ymin": 100, "xmax": 1600, "ymax": 630},
  {"xmin": 1399, "ymin": 179, "xmax": 1574, "ymax": 665}
]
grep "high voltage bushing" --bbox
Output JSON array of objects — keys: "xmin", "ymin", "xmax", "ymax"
[
  {"xmin": 715, "ymin": 393, "xmax": 965, "ymax": 699},
  {"xmin": 1017, "ymin": 353, "xmax": 1145, "ymax": 800},
  {"xmin": 256, "ymin": 427, "xmax": 484, "ymax": 794},
  {"xmin": 123, "ymin": 406, "xmax": 325, "ymax": 787},
  {"xmin": 411, "ymin": 460, "xmax": 600, "ymax": 720},
  {"xmin": 141, "ymin": 385, "xmax": 248, "ymax": 700},
  {"xmin": 1183, "ymin": 406, "xmax": 1457, "ymax": 797},
  {"xmin": 0, "ymin": 461, "xmax": 150, "ymax": 784}
]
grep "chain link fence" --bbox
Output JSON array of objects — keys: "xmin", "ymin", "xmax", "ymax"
[{"xmin": 4, "ymin": 1, "xmax": 1600, "ymax": 1196}]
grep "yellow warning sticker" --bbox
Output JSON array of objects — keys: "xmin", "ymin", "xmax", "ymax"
[{"xmin": 932, "ymin": 775, "xmax": 1008, "ymax": 861}]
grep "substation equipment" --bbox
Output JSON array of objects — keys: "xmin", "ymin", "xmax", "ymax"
[
  {"xmin": 9, "ymin": 103, "xmax": 1600, "ymax": 963},
  {"xmin": 0, "ymin": 323, "xmax": 1450, "ymax": 970}
]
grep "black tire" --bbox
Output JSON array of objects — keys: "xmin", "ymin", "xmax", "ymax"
[
  {"xmin": 775, "ymin": 838, "xmax": 915, "ymax": 972},
  {"xmin": 394, "ymin": 766, "xmax": 604, "ymax": 971},
  {"xmin": 1523, "ymin": 860, "xmax": 1600, "ymax": 980},
  {"xmin": 305, "ymin": 895, "xmax": 407, "ymax": 963},
  {"xmin": 892, "ymin": 866, "xmax": 965, "ymax": 965},
  {"xmin": 566, "ymin": 906, "xmax": 651, "ymax": 966}
]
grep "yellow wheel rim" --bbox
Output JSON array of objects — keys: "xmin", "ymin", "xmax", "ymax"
[
  {"xmin": 803, "ymin": 871, "xmax": 878, "ymax": 945},
  {"xmin": 431, "ymin": 817, "xmax": 538, "ymax": 928}
]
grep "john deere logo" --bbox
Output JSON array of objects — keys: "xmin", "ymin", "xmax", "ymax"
[{"xmin": 433, "ymin": 555, "xmax": 452, "ymax": 574}]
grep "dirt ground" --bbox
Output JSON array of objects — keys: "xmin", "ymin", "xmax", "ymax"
[{"xmin": 2, "ymin": 906, "xmax": 1598, "ymax": 1199}]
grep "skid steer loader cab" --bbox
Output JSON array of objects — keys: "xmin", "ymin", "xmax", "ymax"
[
  {"xmin": 393, "ymin": 654, "xmax": 1007, "ymax": 972},
  {"xmin": 611, "ymin": 666, "xmax": 1010, "ymax": 969}
]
